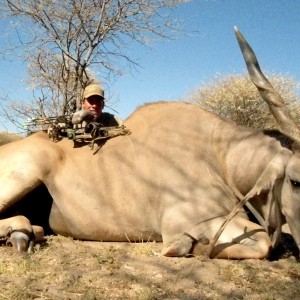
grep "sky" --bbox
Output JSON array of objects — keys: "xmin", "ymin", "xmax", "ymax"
[{"xmin": 1, "ymin": 0, "xmax": 300, "ymax": 132}]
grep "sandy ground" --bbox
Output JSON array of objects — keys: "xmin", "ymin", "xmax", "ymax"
[{"xmin": 0, "ymin": 233, "xmax": 299, "ymax": 300}]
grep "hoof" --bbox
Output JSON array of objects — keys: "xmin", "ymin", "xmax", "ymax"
[
  {"xmin": 7, "ymin": 231, "xmax": 32, "ymax": 253},
  {"xmin": 198, "ymin": 233, "xmax": 210, "ymax": 245},
  {"xmin": 32, "ymin": 225, "xmax": 44, "ymax": 242},
  {"xmin": 162, "ymin": 233, "xmax": 195, "ymax": 257}
]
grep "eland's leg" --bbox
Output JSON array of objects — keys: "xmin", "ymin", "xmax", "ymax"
[
  {"xmin": 0, "ymin": 138, "xmax": 54, "ymax": 251},
  {"xmin": 0, "ymin": 217, "xmax": 44, "ymax": 252},
  {"xmin": 193, "ymin": 216, "xmax": 272, "ymax": 259},
  {"xmin": 161, "ymin": 211, "xmax": 271, "ymax": 259}
]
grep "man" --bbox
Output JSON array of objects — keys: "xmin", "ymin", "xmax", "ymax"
[{"xmin": 72, "ymin": 84, "xmax": 122, "ymax": 126}]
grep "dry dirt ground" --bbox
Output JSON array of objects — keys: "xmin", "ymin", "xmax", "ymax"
[{"xmin": 0, "ymin": 233, "xmax": 300, "ymax": 300}]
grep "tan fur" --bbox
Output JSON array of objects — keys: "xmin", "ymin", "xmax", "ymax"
[{"xmin": 0, "ymin": 101, "xmax": 299, "ymax": 258}]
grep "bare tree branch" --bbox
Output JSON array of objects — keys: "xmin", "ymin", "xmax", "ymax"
[{"xmin": 0, "ymin": 0, "xmax": 189, "ymax": 129}]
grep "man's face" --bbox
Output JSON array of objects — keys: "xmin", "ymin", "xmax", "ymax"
[{"xmin": 83, "ymin": 96, "xmax": 104, "ymax": 117}]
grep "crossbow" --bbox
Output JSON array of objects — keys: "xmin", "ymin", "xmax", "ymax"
[{"xmin": 24, "ymin": 113, "xmax": 131, "ymax": 146}]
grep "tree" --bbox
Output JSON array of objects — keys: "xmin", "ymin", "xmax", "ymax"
[
  {"xmin": 0, "ymin": 0, "xmax": 189, "ymax": 130},
  {"xmin": 188, "ymin": 73, "xmax": 300, "ymax": 129}
]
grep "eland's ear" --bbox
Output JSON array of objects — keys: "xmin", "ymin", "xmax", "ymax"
[
  {"xmin": 245, "ymin": 150, "xmax": 290, "ymax": 200},
  {"xmin": 71, "ymin": 110, "xmax": 94, "ymax": 124}
]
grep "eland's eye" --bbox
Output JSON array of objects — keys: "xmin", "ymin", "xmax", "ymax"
[{"xmin": 290, "ymin": 179, "xmax": 300, "ymax": 187}]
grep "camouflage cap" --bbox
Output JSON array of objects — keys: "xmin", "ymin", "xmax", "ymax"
[{"xmin": 83, "ymin": 85, "xmax": 105, "ymax": 99}]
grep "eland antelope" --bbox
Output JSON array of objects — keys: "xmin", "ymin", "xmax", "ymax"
[{"xmin": 0, "ymin": 27, "xmax": 299, "ymax": 259}]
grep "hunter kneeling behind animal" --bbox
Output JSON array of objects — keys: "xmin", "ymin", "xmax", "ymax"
[{"xmin": 72, "ymin": 84, "xmax": 122, "ymax": 127}]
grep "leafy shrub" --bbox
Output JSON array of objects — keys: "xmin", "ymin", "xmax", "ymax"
[{"xmin": 188, "ymin": 73, "xmax": 300, "ymax": 129}]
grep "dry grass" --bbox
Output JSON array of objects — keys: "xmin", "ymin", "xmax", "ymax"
[
  {"xmin": 0, "ymin": 131, "xmax": 23, "ymax": 146},
  {"xmin": 189, "ymin": 73, "xmax": 300, "ymax": 130},
  {"xmin": 0, "ymin": 235, "xmax": 299, "ymax": 299}
]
